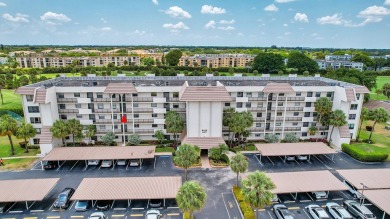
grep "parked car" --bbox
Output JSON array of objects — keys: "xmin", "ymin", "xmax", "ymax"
[
  {"xmin": 129, "ymin": 159, "xmax": 140, "ymax": 167},
  {"xmin": 75, "ymin": 200, "xmax": 90, "ymax": 212},
  {"xmin": 149, "ymin": 199, "xmax": 163, "ymax": 208},
  {"xmin": 326, "ymin": 202, "xmax": 352, "ymax": 219},
  {"xmin": 272, "ymin": 194, "xmax": 279, "ymax": 203},
  {"xmin": 145, "ymin": 209, "xmax": 162, "ymax": 219},
  {"xmin": 343, "ymin": 180, "xmax": 362, "ymax": 199},
  {"xmin": 117, "ymin": 159, "xmax": 127, "ymax": 166},
  {"xmin": 42, "ymin": 161, "xmax": 57, "ymax": 170},
  {"xmin": 88, "ymin": 160, "xmax": 100, "ymax": 166},
  {"xmin": 88, "ymin": 212, "xmax": 107, "ymax": 219},
  {"xmin": 312, "ymin": 191, "xmax": 328, "ymax": 199},
  {"xmin": 296, "ymin": 155, "xmax": 308, "ymax": 161},
  {"xmin": 343, "ymin": 200, "xmax": 376, "ymax": 219},
  {"xmin": 100, "ymin": 160, "xmax": 113, "ymax": 168},
  {"xmin": 307, "ymin": 205, "xmax": 330, "ymax": 219},
  {"xmin": 285, "ymin": 156, "xmax": 295, "ymax": 161},
  {"xmin": 273, "ymin": 204, "xmax": 294, "ymax": 219},
  {"xmin": 96, "ymin": 200, "xmax": 111, "ymax": 211},
  {"xmin": 53, "ymin": 188, "xmax": 75, "ymax": 209},
  {"xmin": 0, "ymin": 202, "xmax": 13, "ymax": 213}
]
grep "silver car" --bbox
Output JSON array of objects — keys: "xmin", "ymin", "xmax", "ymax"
[
  {"xmin": 307, "ymin": 204, "xmax": 330, "ymax": 219},
  {"xmin": 88, "ymin": 212, "xmax": 107, "ymax": 219},
  {"xmin": 343, "ymin": 180, "xmax": 362, "ymax": 199},
  {"xmin": 312, "ymin": 191, "xmax": 328, "ymax": 199},
  {"xmin": 100, "ymin": 160, "xmax": 112, "ymax": 168},
  {"xmin": 296, "ymin": 155, "xmax": 308, "ymax": 161},
  {"xmin": 326, "ymin": 202, "xmax": 352, "ymax": 219},
  {"xmin": 343, "ymin": 200, "xmax": 376, "ymax": 219},
  {"xmin": 274, "ymin": 204, "xmax": 294, "ymax": 219},
  {"xmin": 145, "ymin": 209, "xmax": 161, "ymax": 219}
]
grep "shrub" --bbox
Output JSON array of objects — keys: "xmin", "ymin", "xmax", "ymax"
[
  {"xmin": 0, "ymin": 108, "xmax": 24, "ymax": 116},
  {"xmin": 233, "ymin": 186, "xmax": 255, "ymax": 219},
  {"xmin": 265, "ymin": 134, "xmax": 279, "ymax": 143},
  {"xmin": 342, "ymin": 143, "xmax": 388, "ymax": 162},
  {"xmin": 27, "ymin": 145, "xmax": 40, "ymax": 149},
  {"xmin": 127, "ymin": 134, "xmax": 141, "ymax": 146},
  {"xmin": 283, "ymin": 133, "xmax": 299, "ymax": 143},
  {"xmin": 19, "ymin": 141, "xmax": 27, "ymax": 148}
]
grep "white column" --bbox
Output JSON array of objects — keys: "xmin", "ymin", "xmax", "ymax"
[
  {"xmin": 131, "ymin": 95, "xmax": 135, "ymax": 134},
  {"xmin": 273, "ymin": 94, "xmax": 279, "ymax": 134},
  {"xmin": 281, "ymin": 96, "xmax": 288, "ymax": 138},
  {"xmin": 110, "ymin": 94, "xmax": 114, "ymax": 133},
  {"xmin": 263, "ymin": 93, "xmax": 269, "ymax": 137}
]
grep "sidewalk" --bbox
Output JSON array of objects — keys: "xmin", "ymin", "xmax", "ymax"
[
  {"xmin": 200, "ymin": 154, "xmax": 211, "ymax": 169},
  {"xmin": 1, "ymin": 155, "xmax": 38, "ymax": 160}
]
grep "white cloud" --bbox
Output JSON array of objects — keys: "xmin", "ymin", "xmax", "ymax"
[
  {"xmin": 356, "ymin": 5, "xmax": 390, "ymax": 26},
  {"xmin": 311, "ymin": 33, "xmax": 318, "ymax": 37},
  {"xmin": 100, "ymin": 27, "xmax": 112, "ymax": 31},
  {"xmin": 132, "ymin": 30, "xmax": 146, "ymax": 35},
  {"xmin": 152, "ymin": 0, "xmax": 158, "ymax": 5},
  {"xmin": 219, "ymin": 19, "xmax": 235, "ymax": 24},
  {"xmin": 218, "ymin": 26, "xmax": 235, "ymax": 31},
  {"xmin": 204, "ymin": 20, "xmax": 216, "ymax": 29},
  {"xmin": 264, "ymin": 4, "xmax": 279, "ymax": 12},
  {"xmin": 2, "ymin": 13, "xmax": 29, "ymax": 23},
  {"xmin": 165, "ymin": 6, "xmax": 191, "ymax": 19},
  {"xmin": 385, "ymin": 0, "xmax": 390, "ymax": 5},
  {"xmin": 283, "ymin": 23, "xmax": 288, "ymax": 27},
  {"xmin": 101, "ymin": 18, "xmax": 107, "ymax": 23},
  {"xmin": 0, "ymin": 2, "xmax": 6, "ymax": 6},
  {"xmin": 275, "ymin": 0, "xmax": 296, "ymax": 3},
  {"xmin": 40, "ymin": 12, "xmax": 71, "ymax": 23},
  {"xmin": 317, "ymin": 13, "xmax": 346, "ymax": 25},
  {"xmin": 237, "ymin": 32, "xmax": 244, "ymax": 36},
  {"xmin": 201, "ymin": 5, "xmax": 226, "ymax": 14},
  {"xmin": 294, "ymin": 13, "xmax": 309, "ymax": 22},
  {"xmin": 163, "ymin": 22, "xmax": 189, "ymax": 32}
]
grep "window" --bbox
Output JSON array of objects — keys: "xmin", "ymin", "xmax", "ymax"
[
  {"xmin": 98, "ymin": 103, "xmax": 104, "ymax": 109},
  {"xmin": 302, "ymin": 132, "xmax": 308, "ymax": 137},
  {"xmin": 152, "ymin": 124, "xmax": 158, "ymax": 128},
  {"xmin": 349, "ymin": 114, "xmax": 356, "ymax": 120},
  {"xmin": 257, "ymin": 113, "xmax": 262, "ymax": 117},
  {"xmin": 349, "ymin": 124, "xmax": 355, "ymax": 129},
  {"xmin": 350, "ymin": 104, "xmax": 358, "ymax": 110},
  {"xmin": 26, "ymin": 95, "xmax": 33, "ymax": 102},
  {"xmin": 112, "ymin": 103, "xmax": 117, "ymax": 109},
  {"xmin": 76, "ymin": 114, "xmax": 82, "ymax": 119},
  {"xmin": 74, "ymin": 93, "xmax": 80, "ymax": 97},
  {"xmin": 58, "ymin": 104, "xmax": 65, "ymax": 109},
  {"xmin": 152, "ymin": 113, "xmax": 157, "ymax": 118},
  {"xmin": 173, "ymin": 103, "xmax": 179, "ymax": 108},
  {"xmin": 258, "ymin": 92, "xmax": 264, "ymax": 97},
  {"xmin": 60, "ymin": 115, "xmax": 67, "ymax": 120},
  {"xmin": 134, "ymin": 114, "xmax": 139, "ymax": 118},
  {"xmin": 33, "ymin": 139, "xmax": 40, "ymax": 145},
  {"xmin": 257, "ymin": 103, "xmax": 263, "ymax": 108},
  {"xmin": 225, "ymin": 103, "xmax": 231, "ymax": 107},
  {"xmin": 30, "ymin": 117, "xmax": 41, "ymax": 124},
  {"xmin": 315, "ymin": 92, "xmax": 321, "ymax": 97},
  {"xmin": 28, "ymin": 106, "xmax": 39, "ymax": 113},
  {"xmin": 134, "ymin": 124, "xmax": 139, "ymax": 128},
  {"xmin": 276, "ymin": 123, "xmax": 281, "ymax": 126},
  {"xmin": 57, "ymin": 93, "xmax": 64, "ymax": 98},
  {"xmin": 151, "ymin": 92, "xmax": 157, "ymax": 97},
  {"xmin": 311, "ymin": 122, "xmax": 317, "ymax": 127},
  {"xmin": 326, "ymin": 92, "xmax": 333, "ymax": 98},
  {"xmin": 307, "ymin": 92, "xmax": 313, "ymax": 97},
  {"xmin": 151, "ymin": 103, "xmax": 157, "ymax": 107},
  {"xmin": 255, "ymin": 133, "xmax": 261, "ymax": 137},
  {"xmin": 173, "ymin": 92, "xmax": 179, "ymax": 98},
  {"xmin": 279, "ymin": 93, "xmax": 285, "ymax": 96},
  {"xmin": 237, "ymin": 92, "xmax": 243, "ymax": 97},
  {"xmin": 99, "ymin": 115, "xmax": 104, "ymax": 119},
  {"xmin": 277, "ymin": 112, "xmax": 282, "ymax": 116},
  {"xmin": 113, "ymin": 114, "xmax": 117, "ymax": 119},
  {"xmin": 99, "ymin": 125, "xmax": 105, "ymax": 130},
  {"xmin": 296, "ymin": 92, "xmax": 302, "ymax": 96},
  {"xmin": 256, "ymin": 123, "xmax": 261, "ymax": 127},
  {"xmin": 356, "ymin": 94, "xmax": 361, "ymax": 100},
  {"xmin": 75, "ymin": 103, "xmax": 81, "ymax": 108},
  {"xmin": 114, "ymin": 125, "xmax": 118, "ymax": 129},
  {"xmin": 132, "ymin": 93, "xmax": 138, "ymax": 97},
  {"xmin": 97, "ymin": 93, "xmax": 103, "ymax": 98},
  {"xmin": 35, "ymin": 128, "xmax": 41, "ymax": 134},
  {"xmin": 236, "ymin": 102, "xmax": 243, "ymax": 108},
  {"xmin": 303, "ymin": 122, "xmax": 309, "ymax": 127},
  {"xmin": 133, "ymin": 103, "xmax": 139, "ymax": 107},
  {"xmin": 246, "ymin": 92, "xmax": 252, "ymax": 97},
  {"xmin": 292, "ymin": 122, "xmax": 298, "ymax": 126},
  {"xmin": 278, "ymin": 102, "xmax": 283, "ymax": 106},
  {"xmin": 293, "ymin": 112, "xmax": 299, "ymax": 116},
  {"xmin": 245, "ymin": 102, "xmax": 251, "ymax": 108},
  {"xmin": 313, "ymin": 112, "xmax": 318, "ymax": 117},
  {"xmin": 305, "ymin": 102, "xmax": 312, "ymax": 107},
  {"xmin": 304, "ymin": 112, "xmax": 310, "ymax": 117}
]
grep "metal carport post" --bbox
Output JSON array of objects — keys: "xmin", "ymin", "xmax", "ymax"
[{"xmin": 25, "ymin": 201, "xmax": 36, "ymax": 210}]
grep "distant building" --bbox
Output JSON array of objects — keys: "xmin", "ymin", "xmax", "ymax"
[
  {"xmin": 316, "ymin": 60, "xmax": 364, "ymax": 72},
  {"xmin": 325, "ymin": 55, "xmax": 353, "ymax": 61},
  {"xmin": 179, "ymin": 54, "xmax": 256, "ymax": 68},
  {"xmin": 369, "ymin": 55, "xmax": 390, "ymax": 59}
]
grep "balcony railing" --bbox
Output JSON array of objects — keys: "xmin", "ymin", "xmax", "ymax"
[
  {"xmin": 93, "ymin": 98, "xmax": 119, "ymax": 102},
  {"xmin": 248, "ymin": 107, "xmax": 266, "ymax": 112},
  {"xmin": 248, "ymin": 97, "xmax": 267, "ymax": 101},
  {"xmin": 58, "ymin": 109, "xmax": 78, "ymax": 113},
  {"xmin": 57, "ymin": 98, "xmax": 77, "ymax": 103},
  {"xmin": 274, "ymin": 127, "xmax": 301, "ymax": 131},
  {"xmin": 170, "ymin": 108, "xmax": 186, "ymax": 112},
  {"xmin": 271, "ymin": 107, "xmax": 304, "ymax": 111},
  {"xmin": 128, "ymin": 97, "xmax": 153, "ymax": 102},
  {"xmin": 95, "ymin": 119, "xmax": 120, "ymax": 124},
  {"xmin": 287, "ymin": 97, "xmax": 305, "ymax": 101},
  {"xmin": 94, "ymin": 109, "xmax": 121, "ymax": 113},
  {"xmin": 168, "ymin": 97, "xmax": 180, "ymax": 102},
  {"xmin": 274, "ymin": 117, "xmax": 303, "ymax": 121},
  {"xmin": 133, "ymin": 119, "xmax": 154, "ymax": 123},
  {"xmin": 248, "ymin": 128, "xmax": 265, "ymax": 132}
]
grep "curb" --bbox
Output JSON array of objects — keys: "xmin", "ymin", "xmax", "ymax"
[{"xmin": 231, "ymin": 187, "xmax": 245, "ymax": 219}]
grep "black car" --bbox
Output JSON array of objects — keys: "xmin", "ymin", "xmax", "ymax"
[
  {"xmin": 0, "ymin": 202, "xmax": 13, "ymax": 213},
  {"xmin": 42, "ymin": 161, "xmax": 57, "ymax": 170},
  {"xmin": 96, "ymin": 200, "xmax": 111, "ymax": 211},
  {"xmin": 149, "ymin": 199, "xmax": 163, "ymax": 208},
  {"xmin": 53, "ymin": 188, "xmax": 75, "ymax": 209}
]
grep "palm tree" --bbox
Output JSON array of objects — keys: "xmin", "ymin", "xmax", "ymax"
[
  {"xmin": 308, "ymin": 126, "xmax": 317, "ymax": 136},
  {"xmin": 50, "ymin": 120, "xmax": 70, "ymax": 147},
  {"xmin": 368, "ymin": 107, "xmax": 389, "ymax": 142},
  {"xmin": 15, "ymin": 121, "xmax": 37, "ymax": 153},
  {"xmin": 0, "ymin": 115, "xmax": 18, "ymax": 155},
  {"xmin": 314, "ymin": 97, "xmax": 333, "ymax": 141},
  {"xmin": 176, "ymin": 181, "xmax": 207, "ymax": 219},
  {"xmin": 85, "ymin": 125, "xmax": 96, "ymax": 144},
  {"xmin": 223, "ymin": 107, "xmax": 235, "ymax": 146},
  {"xmin": 357, "ymin": 107, "xmax": 370, "ymax": 142},
  {"xmin": 241, "ymin": 171, "xmax": 276, "ymax": 219},
  {"xmin": 230, "ymin": 153, "xmax": 249, "ymax": 186},
  {"xmin": 165, "ymin": 111, "xmax": 184, "ymax": 147},
  {"xmin": 328, "ymin": 110, "xmax": 347, "ymax": 144},
  {"xmin": 375, "ymin": 89, "xmax": 383, "ymax": 100},
  {"xmin": 67, "ymin": 119, "xmax": 83, "ymax": 146},
  {"xmin": 173, "ymin": 144, "xmax": 198, "ymax": 181}
]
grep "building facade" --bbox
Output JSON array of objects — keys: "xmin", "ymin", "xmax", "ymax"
[
  {"xmin": 16, "ymin": 76, "xmax": 369, "ymax": 154},
  {"xmin": 325, "ymin": 55, "xmax": 353, "ymax": 61},
  {"xmin": 179, "ymin": 54, "xmax": 256, "ymax": 68},
  {"xmin": 316, "ymin": 60, "xmax": 364, "ymax": 72}
]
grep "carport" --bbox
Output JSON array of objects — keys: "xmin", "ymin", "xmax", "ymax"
[
  {"xmin": 337, "ymin": 169, "xmax": 390, "ymax": 189},
  {"xmin": 70, "ymin": 176, "xmax": 181, "ymax": 208},
  {"xmin": 242, "ymin": 170, "xmax": 348, "ymax": 200},
  {"xmin": 0, "ymin": 178, "xmax": 59, "ymax": 210},
  {"xmin": 41, "ymin": 146, "xmax": 156, "ymax": 169},
  {"xmin": 357, "ymin": 189, "xmax": 390, "ymax": 219},
  {"xmin": 255, "ymin": 142, "xmax": 337, "ymax": 164}
]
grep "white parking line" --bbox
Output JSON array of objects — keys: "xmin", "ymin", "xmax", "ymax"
[
  {"xmin": 267, "ymin": 210, "xmax": 275, "ymax": 219},
  {"xmin": 303, "ymin": 208, "xmax": 311, "ymax": 218},
  {"xmin": 70, "ymin": 160, "xmax": 79, "ymax": 171},
  {"xmin": 221, "ymin": 193, "xmax": 232, "ymax": 219},
  {"xmin": 313, "ymin": 155, "xmax": 324, "ymax": 164}
]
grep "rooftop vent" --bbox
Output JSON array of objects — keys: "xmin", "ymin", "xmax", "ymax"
[{"xmin": 289, "ymin": 74, "xmax": 297, "ymax": 77}]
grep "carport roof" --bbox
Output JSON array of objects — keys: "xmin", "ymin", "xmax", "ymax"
[
  {"xmin": 255, "ymin": 142, "xmax": 336, "ymax": 156},
  {"xmin": 357, "ymin": 189, "xmax": 390, "ymax": 215},
  {"xmin": 242, "ymin": 170, "xmax": 348, "ymax": 194},
  {"xmin": 0, "ymin": 178, "xmax": 59, "ymax": 202},
  {"xmin": 337, "ymin": 169, "xmax": 390, "ymax": 190},
  {"xmin": 42, "ymin": 146, "xmax": 155, "ymax": 161},
  {"xmin": 71, "ymin": 176, "xmax": 182, "ymax": 200}
]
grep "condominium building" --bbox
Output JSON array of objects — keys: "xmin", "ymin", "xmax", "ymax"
[
  {"xmin": 325, "ymin": 55, "xmax": 353, "ymax": 61},
  {"xmin": 316, "ymin": 60, "xmax": 364, "ymax": 72},
  {"xmin": 16, "ymin": 75, "xmax": 369, "ymax": 154},
  {"xmin": 179, "ymin": 54, "xmax": 256, "ymax": 68}
]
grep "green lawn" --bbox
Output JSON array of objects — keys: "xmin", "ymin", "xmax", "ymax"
[
  {"xmin": 0, "ymin": 135, "xmax": 38, "ymax": 157},
  {"xmin": 0, "ymin": 158, "xmax": 37, "ymax": 170},
  {"xmin": 370, "ymin": 76, "xmax": 390, "ymax": 101},
  {"xmin": 356, "ymin": 121, "xmax": 390, "ymax": 161},
  {"xmin": 0, "ymin": 89, "xmax": 21, "ymax": 109}
]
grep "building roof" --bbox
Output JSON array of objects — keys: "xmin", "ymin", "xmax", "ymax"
[
  {"xmin": 354, "ymin": 86, "xmax": 370, "ymax": 94},
  {"xmin": 71, "ymin": 176, "xmax": 181, "ymax": 200},
  {"xmin": 39, "ymin": 126, "xmax": 53, "ymax": 144},
  {"xmin": 263, "ymin": 83, "xmax": 295, "ymax": 93},
  {"xmin": 35, "ymin": 88, "xmax": 47, "ymax": 103},
  {"xmin": 242, "ymin": 170, "xmax": 348, "ymax": 194},
  {"xmin": 255, "ymin": 142, "xmax": 336, "ymax": 156},
  {"xmin": 182, "ymin": 136, "xmax": 226, "ymax": 149},
  {"xmin": 345, "ymin": 88, "xmax": 356, "ymax": 102},
  {"xmin": 104, "ymin": 83, "xmax": 138, "ymax": 94},
  {"xmin": 0, "ymin": 178, "xmax": 59, "ymax": 202},
  {"xmin": 179, "ymin": 86, "xmax": 232, "ymax": 102},
  {"xmin": 15, "ymin": 87, "xmax": 36, "ymax": 95},
  {"xmin": 337, "ymin": 169, "xmax": 390, "ymax": 190},
  {"xmin": 338, "ymin": 125, "xmax": 351, "ymax": 138},
  {"xmin": 357, "ymin": 189, "xmax": 390, "ymax": 215},
  {"xmin": 364, "ymin": 100, "xmax": 390, "ymax": 113},
  {"xmin": 42, "ymin": 146, "xmax": 155, "ymax": 161}
]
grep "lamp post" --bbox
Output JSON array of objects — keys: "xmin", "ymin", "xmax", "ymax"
[{"xmin": 360, "ymin": 183, "xmax": 368, "ymax": 206}]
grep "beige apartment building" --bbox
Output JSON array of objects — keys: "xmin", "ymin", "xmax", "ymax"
[{"xmin": 179, "ymin": 54, "xmax": 256, "ymax": 68}]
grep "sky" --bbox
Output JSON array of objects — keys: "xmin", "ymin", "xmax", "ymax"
[{"xmin": 1, "ymin": 0, "xmax": 390, "ymax": 48}]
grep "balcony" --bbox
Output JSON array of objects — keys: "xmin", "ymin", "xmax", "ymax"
[
  {"xmin": 57, "ymin": 98, "xmax": 77, "ymax": 103},
  {"xmin": 254, "ymin": 118, "xmax": 265, "ymax": 122},
  {"xmin": 94, "ymin": 98, "xmax": 119, "ymax": 102},
  {"xmin": 248, "ymin": 128, "xmax": 265, "ymax": 132},
  {"xmin": 273, "ymin": 127, "xmax": 301, "ymax": 131},
  {"xmin": 77, "ymin": 98, "xmax": 91, "ymax": 104},
  {"xmin": 129, "ymin": 97, "xmax": 153, "ymax": 102},
  {"xmin": 168, "ymin": 97, "xmax": 180, "ymax": 102},
  {"xmin": 248, "ymin": 107, "xmax": 266, "ymax": 112},
  {"xmin": 287, "ymin": 97, "xmax": 305, "ymax": 101},
  {"xmin": 170, "ymin": 108, "xmax": 186, "ymax": 112},
  {"xmin": 97, "ymin": 129, "xmax": 121, "ymax": 134},
  {"xmin": 274, "ymin": 117, "xmax": 303, "ymax": 121},
  {"xmin": 58, "ymin": 109, "xmax": 78, "ymax": 113},
  {"xmin": 96, "ymin": 119, "xmax": 120, "ymax": 124},
  {"xmin": 248, "ymin": 97, "xmax": 267, "ymax": 101},
  {"xmin": 129, "ymin": 108, "xmax": 153, "ymax": 113},
  {"xmin": 94, "ymin": 109, "xmax": 120, "ymax": 113},
  {"xmin": 134, "ymin": 129, "xmax": 155, "ymax": 134},
  {"xmin": 153, "ymin": 108, "xmax": 166, "ymax": 114},
  {"xmin": 79, "ymin": 109, "xmax": 92, "ymax": 114},
  {"xmin": 271, "ymin": 107, "xmax": 304, "ymax": 111},
  {"xmin": 133, "ymin": 119, "xmax": 154, "ymax": 123},
  {"xmin": 153, "ymin": 97, "xmax": 166, "ymax": 103},
  {"xmin": 80, "ymin": 119, "xmax": 93, "ymax": 125},
  {"xmin": 271, "ymin": 97, "xmax": 286, "ymax": 101}
]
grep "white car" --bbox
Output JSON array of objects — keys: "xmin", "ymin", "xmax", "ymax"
[
  {"xmin": 101, "ymin": 160, "xmax": 113, "ymax": 168},
  {"xmin": 285, "ymin": 156, "xmax": 295, "ymax": 161},
  {"xmin": 326, "ymin": 202, "xmax": 352, "ymax": 219},
  {"xmin": 343, "ymin": 180, "xmax": 362, "ymax": 199},
  {"xmin": 88, "ymin": 160, "xmax": 100, "ymax": 166},
  {"xmin": 117, "ymin": 160, "xmax": 127, "ymax": 166},
  {"xmin": 296, "ymin": 155, "xmax": 308, "ymax": 161},
  {"xmin": 271, "ymin": 194, "xmax": 279, "ymax": 203},
  {"xmin": 129, "ymin": 159, "xmax": 140, "ymax": 167},
  {"xmin": 312, "ymin": 191, "xmax": 328, "ymax": 199},
  {"xmin": 145, "ymin": 209, "xmax": 161, "ymax": 219},
  {"xmin": 88, "ymin": 212, "xmax": 107, "ymax": 219},
  {"xmin": 307, "ymin": 205, "xmax": 330, "ymax": 219}
]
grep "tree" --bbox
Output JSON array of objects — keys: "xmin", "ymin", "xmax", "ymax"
[
  {"xmin": 15, "ymin": 121, "xmax": 37, "ymax": 153},
  {"xmin": 352, "ymin": 53, "xmax": 374, "ymax": 68},
  {"xmin": 287, "ymin": 51, "xmax": 319, "ymax": 74},
  {"xmin": 357, "ymin": 107, "xmax": 370, "ymax": 142},
  {"xmin": 308, "ymin": 126, "xmax": 317, "ymax": 136},
  {"xmin": 165, "ymin": 111, "xmax": 184, "ymax": 147},
  {"xmin": 127, "ymin": 134, "xmax": 141, "ymax": 146},
  {"xmin": 230, "ymin": 153, "xmax": 249, "ymax": 186},
  {"xmin": 375, "ymin": 89, "xmax": 383, "ymax": 100},
  {"xmin": 283, "ymin": 133, "xmax": 298, "ymax": 143},
  {"xmin": 173, "ymin": 144, "xmax": 198, "ymax": 181},
  {"xmin": 208, "ymin": 144, "xmax": 228, "ymax": 161},
  {"xmin": 154, "ymin": 130, "xmax": 165, "ymax": 146},
  {"xmin": 0, "ymin": 115, "xmax": 18, "ymax": 155},
  {"xmin": 229, "ymin": 111, "xmax": 254, "ymax": 145},
  {"xmin": 223, "ymin": 108, "xmax": 235, "ymax": 146},
  {"xmin": 328, "ymin": 110, "xmax": 347, "ymax": 144},
  {"xmin": 50, "ymin": 120, "xmax": 70, "ymax": 147},
  {"xmin": 85, "ymin": 125, "xmax": 96, "ymax": 144},
  {"xmin": 0, "ymin": 74, "xmax": 5, "ymax": 104},
  {"xmin": 253, "ymin": 70, "xmax": 259, "ymax": 75},
  {"xmin": 141, "ymin": 57, "xmax": 155, "ymax": 67},
  {"xmin": 382, "ymin": 83, "xmax": 390, "ymax": 99},
  {"xmin": 241, "ymin": 171, "xmax": 276, "ymax": 218},
  {"xmin": 67, "ymin": 119, "xmax": 83, "ymax": 146},
  {"xmin": 303, "ymin": 70, "xmax": 310, "ymax": 76},
  {"xmin": 278, "ymin": 70, "xmax": 283, "ymax": 76},
  {"xmin": 265, "ymin": 134, "xmax": 279, "ymax": 143},
  {"xmin": 165, "ymin": 50, "xmax": 183, "ymax": 66},
  {"xmin": 252, "ymin": 52, "xmax": 284, "ymax": 73},
  {"xmin": 314, "ymin": 97, "xmax": 333, "ymax": 140},
  {"xmin": 176, "ymin": 181, "xmax": 207, "ymax": 219},
  {"xmin": 368, "ymin": 108, "xmax": 389, "ymax": 142},
  {"xmin": 101, "ymin": 132, "xmax": 116, "ymax": 146}
]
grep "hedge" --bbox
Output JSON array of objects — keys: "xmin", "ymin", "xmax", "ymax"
[
  {"xmin": 341, "ymin": 143, "xmax": 388, "ymax": 162},
  {"xmin": 0, "ymin": 108, "xmax": 24, "ymax": 117},
  {"xmin": 233, "ymin": 186, "xmax": 255, "ymax": 219}
]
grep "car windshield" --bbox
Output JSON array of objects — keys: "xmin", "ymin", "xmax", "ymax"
[
  {"xmin": 365, "ymin": 214, "xmax": 375, "ymax": 218},
  {"xmin": 58, "ymin": 195, "xmax": 67, "ymax": 202},
  {"xmin": 76, "ymin": 201, "xmax": 87, "ymax": 207}
]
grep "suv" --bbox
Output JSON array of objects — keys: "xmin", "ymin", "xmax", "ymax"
[
  {"xmin": 344, "ymin": 200, "xmax": 376, "ymax": 219},
  {"xmin": 343, "ymin": 180, "xmax": 362, "ymax": 199},
  {"xmin": 53, "ymin": 188, "xmax": 75, "ymax": 209},
  {"xmin": 307, "ymin": 205, "xmax": 330, "ymax": 219},
  {"xmin": 42, "ymin": 161, "xmax": 57, "ymax": 170},
  {"xmin": 326, "ymin": 202, "xmax": 352, "ymax": 219},
  {"xmin": 273, "ymin": 204, "xmax": 294, "ymax": 219},
  {"xmin": 96, "ymin": 200, "xmax": 111, "ymax": 211},
  {"xmin": 145, "ymin": 209, "xmax": 161, "ymax": 219}
]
